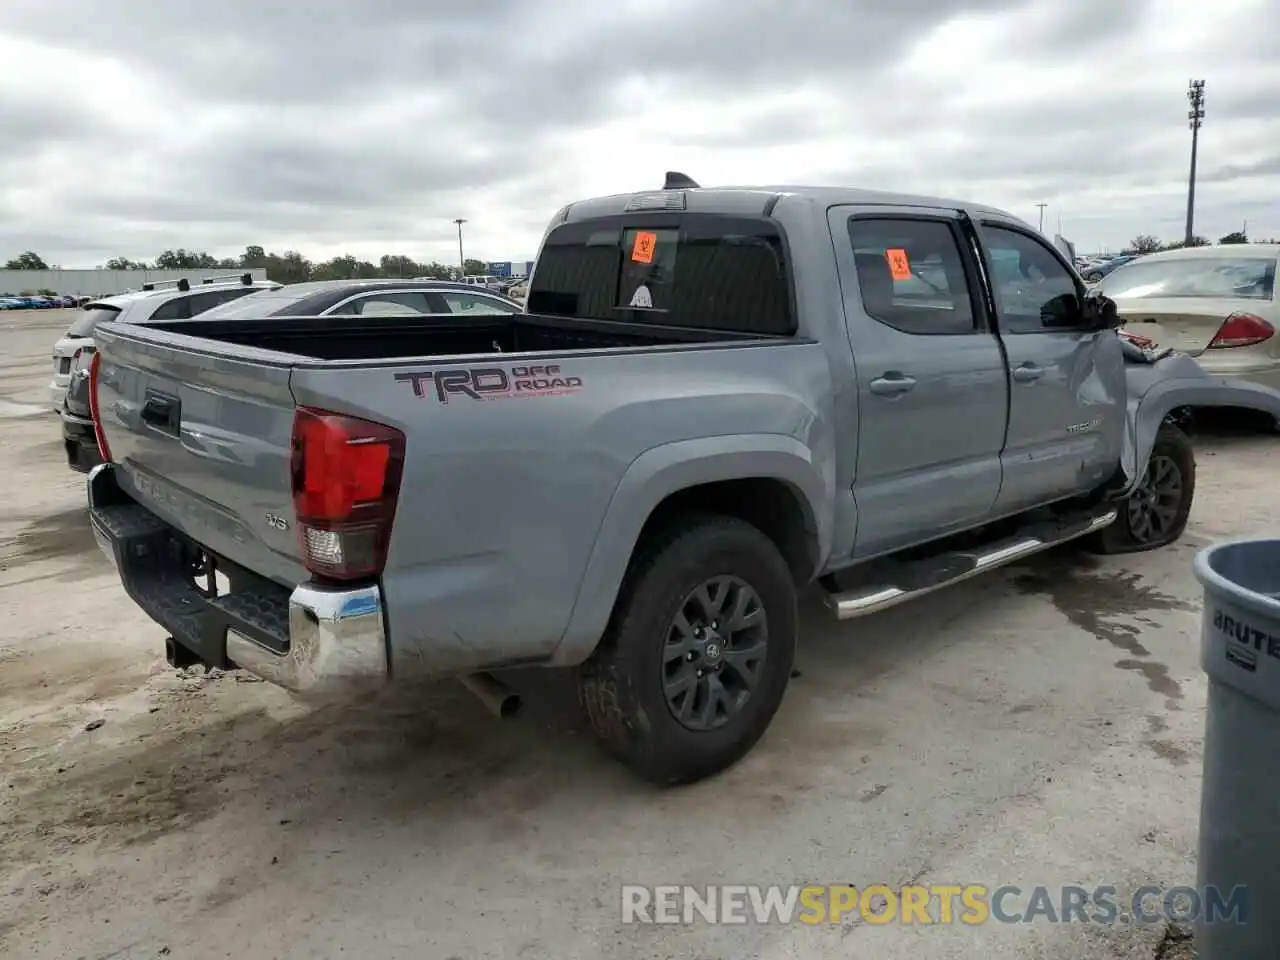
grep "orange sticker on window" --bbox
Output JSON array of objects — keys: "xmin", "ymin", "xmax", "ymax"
[
  {"xmin": 885, "ymin": 248, "xmax": 912, "ymax": 281},
  {"xmin": 631, "ymin": 231, "xmax": 657, "ymax": 264}
]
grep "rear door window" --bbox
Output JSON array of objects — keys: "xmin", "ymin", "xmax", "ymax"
[
  {"xmin": 148, "ymin": 297, "xmax": 194, "ymax": 321},
  {"xmin": 184, "ymin": 288, "xmax": 257, "ymax": 315},
  {"xmin": 527, "ymin": 214, "xmax": 794, "ymax": 335},
  {"xmin": 337, "ymin": 292, "xmax": 433, "ymax": 316},
  {"xmin": 438, "ymin": 292, "xmax": 520, "ymax": 315},
  {"xmin": 846, "ymin": 217, "xmax": 978, "ymax": 335}
]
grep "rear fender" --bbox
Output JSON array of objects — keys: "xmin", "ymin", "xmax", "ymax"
[
  {"xmin": 548, "ymin": 434, "xmax": 833, "ymax": 666},
  {"xmin": 1121, "ymin": 353, "xmax": 1280, "ymax": 496}
]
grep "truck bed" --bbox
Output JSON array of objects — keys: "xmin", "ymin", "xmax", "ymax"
[
  {"xmin": 89, "ymin": 307, "xmax": 804, "ymax": 603},
  {"xmin": 156, "ymin": 312, "xmax": 759, "ymax": 361}
]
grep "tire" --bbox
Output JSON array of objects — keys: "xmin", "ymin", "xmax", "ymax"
[
  {"xmin": 577, "ymin": 514, "xmax": 798, "ymax": 785},
  {"xmin": 1085, "ymin": 273, "xmax": 1103, "ymax": 283},
  {"xmin": 1084, "ymin": 423, "xmax": 1195, "ymax": 555}
]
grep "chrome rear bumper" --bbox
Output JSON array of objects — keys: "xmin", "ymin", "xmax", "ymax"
[
  {"xmin": 226, "ymin": 584, "xmax": 389, "ymax": 695},
  {"xmin": 88, "ymin": 462, "xmax": 390, "ymax": 696}
]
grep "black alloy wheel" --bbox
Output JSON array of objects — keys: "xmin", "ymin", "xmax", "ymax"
[{"xmin": 662, "ymin": 576, "xmax": 769, "ymax": 732}]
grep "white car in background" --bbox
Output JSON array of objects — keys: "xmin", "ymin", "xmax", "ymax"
[
  {"xmin": 49, "ymin": 274, "xmax": 279, "ymax": 409},
  {"xmin": 1098, "ymin": 243, "xmax": 1280, "ymax": 392}
]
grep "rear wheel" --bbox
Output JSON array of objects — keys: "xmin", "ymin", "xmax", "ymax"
[
  {"xmin": 1085, "ymin": 423, "xmax": 1195, "ymax": 554},
  {"xmin": 577, "ymin": 514, "xmax": 797, "ymax": 785}
]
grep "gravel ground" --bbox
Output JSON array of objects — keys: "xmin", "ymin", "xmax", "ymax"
[{"xmin": 2, "ymin": 308, "xmax": 1262, "ymax": 959}]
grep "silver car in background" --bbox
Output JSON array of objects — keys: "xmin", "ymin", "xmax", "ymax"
[{"xmin": 1097, "ymin": 243, "xmax": 1280, "ymax": 391}]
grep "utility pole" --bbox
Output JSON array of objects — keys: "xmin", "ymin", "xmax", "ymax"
[
  {"xmin": 1185, "ymin": 80, "xmax": 1205, "ymax": 246},
  {"xmin": 453, "ymin": 218, "xmax": 467, "ymax": 280},
  {"xmin": 1035, "ymin": 203, "xmax": 1048, "ymax": 233}
]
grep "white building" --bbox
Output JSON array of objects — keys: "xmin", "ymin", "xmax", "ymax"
[{"xmin": 0, "ymin": 268, "xmax": 269, "ymax": 298}]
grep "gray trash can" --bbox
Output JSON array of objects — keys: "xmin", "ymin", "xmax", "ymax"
[{"xmin": 1192, "ymin": 538, "xmax": 1280, "ymax": 959}]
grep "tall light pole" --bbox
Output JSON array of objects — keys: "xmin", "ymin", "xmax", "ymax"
[
  {"xmin": 1185, "ymin": 80, "xmax": 1205, "ymax": 246},
  {"xmin": 453, "ymin": 218, "xmax": 467, "ymax": 280},
  {"xmin": 1035, "ymin": 203, "xmax": 1048, "ymax": 233}
]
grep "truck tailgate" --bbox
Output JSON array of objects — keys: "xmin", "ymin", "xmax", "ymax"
[{"xmin": 93, "ymin": 324, "xmax": 306, "ymax": 587}]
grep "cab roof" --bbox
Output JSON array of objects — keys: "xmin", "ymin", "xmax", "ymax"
[{"xmin": 559, "ymin": 177, "xmax": 1019, "ymax": 226}]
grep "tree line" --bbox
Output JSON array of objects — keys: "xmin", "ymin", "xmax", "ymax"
[
  {"xmin": 1121, "ymin": 230, "xmax": 1277, "ymax": 255},
  {"xmin": 3, "ymin": 247, "xmax": 490, "ymax": 284},
  {"xmin": 7, "ymin": 229, "xmax": 1277, "ymax": 281}
]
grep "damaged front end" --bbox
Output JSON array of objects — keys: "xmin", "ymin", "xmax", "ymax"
[{"xmin": 1118, "ymin": 335, "xmax": 1280, "ymax": 497}]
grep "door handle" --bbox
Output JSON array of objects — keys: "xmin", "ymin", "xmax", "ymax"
[
  {"xmin": 140, "ymin": 392, "xmax": 180, "ymax": 436},
  {"xmin": 868, "ymin": 373, "xmax": 917, "ymax": 396},
  {"xmin": 1011, "ymin": 364, "xmax": 1044, "ymax": 383}
]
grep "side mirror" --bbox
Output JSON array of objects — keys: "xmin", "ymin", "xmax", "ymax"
[
  {"xmin": 1082, "ymin": 291, "xmax": 1119, "ymax": 331},
  {"xmin": 1040, "ymin": 292, "xmax": 1084, "ymax": 328}
]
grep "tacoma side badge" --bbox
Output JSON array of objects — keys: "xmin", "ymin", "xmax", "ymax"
[{"xmin": 264, "ymin": 513, "xmax": 290, "ymax": 531}]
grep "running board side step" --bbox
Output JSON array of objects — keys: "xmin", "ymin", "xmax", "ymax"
[{"xmin": 824, "ymin": 507, "xmax": 1118, "ymax": 620}]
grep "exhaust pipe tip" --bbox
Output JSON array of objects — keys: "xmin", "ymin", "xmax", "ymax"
[{"xmin": 459, "ymin": 672, "xmax": 522, "ymax": 719}]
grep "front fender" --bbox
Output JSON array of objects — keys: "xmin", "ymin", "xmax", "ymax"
[
  {"xmin": 1121, "ymin": 353, "xmax": 1280, "ymax": 495},
  {"xmin": 548, "ymin": 434, "xmax": 834, "ymax": 665}
]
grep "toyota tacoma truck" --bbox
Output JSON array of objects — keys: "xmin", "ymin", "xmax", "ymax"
[{"xmin": 84, "ymin": 174, "xmax": 1274, "ymax": 785}]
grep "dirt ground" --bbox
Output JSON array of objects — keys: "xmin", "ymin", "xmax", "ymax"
[{"xmin": 4, "ymin": 309, "xmax": 1263, "ymax": 959}]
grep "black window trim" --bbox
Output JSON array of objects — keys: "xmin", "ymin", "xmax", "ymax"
[
  {"xmin": 975, "ymin": 218, "xmax": 1089, "ymax": 335},
  {"xmin": 845, "ymin": 211, "xmax": 990, "ymax": 337},
  {"xmin": 530, "ymin": 211, "xmax": 800, "ymax": 338}
]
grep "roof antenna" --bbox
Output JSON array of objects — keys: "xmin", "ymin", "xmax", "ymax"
[{"xmin": 663, "ymin": 171, "xmax": 700, "ymax": 190}]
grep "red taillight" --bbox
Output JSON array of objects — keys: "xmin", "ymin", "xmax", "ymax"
[
  {"xmin": 1207, "ymin": 312, "xmax": 1275, "ymax": 350},
  {"xmin": 290, "ymin": 407, "xmax": 405, "ymax": 582},
  {"xmin": 88, "ymin": 350, "xmax": 112, "ymax": 462},
  {"xmin": 71, "ymin": 345, "xmax": 95, "ymax": 375}
]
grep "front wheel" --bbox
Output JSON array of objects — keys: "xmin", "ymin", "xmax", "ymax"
[
  {"xmin": 1084, "ymin": 423, "xmax": 1195, "ymax": 554},
  {"xmin": 577, "ymin": 514, "xmax": 798, "ymax": 785}
]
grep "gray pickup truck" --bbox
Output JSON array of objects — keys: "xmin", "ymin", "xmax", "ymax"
[{"xmin": 85, "ymin": 174, "xmax": 1266, "ymax": 785}]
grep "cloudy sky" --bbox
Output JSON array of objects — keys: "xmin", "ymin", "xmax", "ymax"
[{"xmin": 2, "ymin": 0, "xmax": 1277, "ymax": 268}]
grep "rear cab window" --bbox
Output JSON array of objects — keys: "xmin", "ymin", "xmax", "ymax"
[{"xmin": 527, "ymin": 213, "xmax": 795, "ymax": 335}]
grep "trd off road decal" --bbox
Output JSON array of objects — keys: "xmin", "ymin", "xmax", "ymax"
[{"xmin": 394, "ymin": 364, "xmax": 584, "ymax": 404}]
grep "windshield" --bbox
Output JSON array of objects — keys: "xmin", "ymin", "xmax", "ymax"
[
  {"xmin": 1099, "ymin": 257, "xmax": 1276, "ymax": 300},
  {"xmin": 67, "ymin": 306, "xmax": 123, "ymax": 337},
  {"xmin": 188, "ymin": 288, "xmax": 311, "ymax": 320}
]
